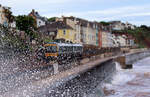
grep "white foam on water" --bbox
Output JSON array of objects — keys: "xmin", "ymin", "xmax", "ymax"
[
  {"xmin": 111, "ymin": 71, "xmax": 135, "ymax": 85},
  {"xmin": 115, "ymin": 62, "xmax": 122, "ymax": 71}
]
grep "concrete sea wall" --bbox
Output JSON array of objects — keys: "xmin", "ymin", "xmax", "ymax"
[
  {"xmin": 36, "ymin": 60, "xmax": 116, "ymax": 97},
  {"xmin": 117, "ymin": 50, "xmax": 150, "ymax": 69},
  {"xmin": 4, "ymin": 49, "xmax": 150, "ymax": 97},
  {"xmin": 35, "ymin": 50, "xmax": 150, "ymax": 97}
]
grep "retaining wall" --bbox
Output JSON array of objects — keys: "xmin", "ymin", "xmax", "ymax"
[{"xmin": 36, "ymin": 60, "xmax": 116, "ymax": 97}]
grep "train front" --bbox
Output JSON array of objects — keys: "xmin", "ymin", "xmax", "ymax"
[{"xmin": 44, "ymin": 43, "xmax": 58, "ymax": 61}]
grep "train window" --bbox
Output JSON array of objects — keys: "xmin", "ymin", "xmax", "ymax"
[
  {"xmin": 62, "ymin": 46, "xmax": 65, "ymax": 52},
  {"xmin": 46, "ymin": 46, "xmax": 57, "ymax": 53},
  {"xmin": 74, "ymin": 46, "xmax": 76, "ymax": 52},
  {"xmin": 71, "ymin": 46, "xmax": 73, "ymax": 51},
  {"xmin": 78, "ymin": 47, "xmax": 80, "ymax": 51},
  {"xmin": 67, "ymin": 46, "xmax": 70, "ymax": 52},
  {"xmin": 76, "ymin": 46, "xmax": 78, "ymax": 51},
  {"xmin": 70, "ymin": 46, "xmax": 73, "ymax": 52},
  {"xmin": 65, "ymin": 46, "xmax": 68, "ymax": 52},
  {"xmin": 63, "ymin": 46, "xmax": 66, "ymax": 52},
  {"xmin": 75, "ymin": 46, "xmax": 77, "ymax": 52},
  {"xmin": 68, "ymin": 46, "xmax": 71, "ymax": 52},
  {"xmin": 59, "ymin": 46, "xmax": 63, "ymax": 53}
]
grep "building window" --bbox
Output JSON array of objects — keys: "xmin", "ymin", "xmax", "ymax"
[
  {"xmin": 39, "ymin": 21, "xmax": 41, "ymax": 25},
  {"xmin": 75, "ymin": 34, "xmax": 77, "ymax": 40},
  {"xmin": 63, "ymin": 30, "xmax": 66, "ymax": 35}
]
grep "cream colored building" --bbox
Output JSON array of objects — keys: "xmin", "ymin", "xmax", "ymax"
[
  {"xmin": 116, "ymin": 35, "xmax": 127, "ymax": 47},
  {"xmin": 85, "ymin": 22, "xmax": 97, "ymax": 45},
  {"xmin": 101, "ymin": 31, "xmax": 108, "ymax": 47},
  {"xmin": 0, "ymin": 5, "xmax": 8, "ymax": 26}
]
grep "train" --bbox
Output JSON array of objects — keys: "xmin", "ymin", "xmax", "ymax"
[
  {"xmin": 38, "ymin": 42, "xmax": 83, "ymax": 63},
  {"xmin": 36, "ymin": 42, "xmax": 121, "ymax": 64}
]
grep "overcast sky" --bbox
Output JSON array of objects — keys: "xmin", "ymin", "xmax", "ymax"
[{"xmin": 0, "ymin": 0, "xmax": 150, "ymax": 26}]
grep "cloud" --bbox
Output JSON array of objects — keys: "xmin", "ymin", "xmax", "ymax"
[
  {"xmin": 0, "ymin": 0, "xmax": 72, "ymax": 15},
  {"xmin": 62, "ymin": 4, "xmax": 150, "ymax": 16},
  {"xmin": 0, "ymin": 0, "xmax": 71, "ymax": 5},
  {"xmin": 129, "ymin": 20, "xmax": 150, "ymax": 26},
  {"xmin": 1, "ymin": 0, "xmax": 150, "ymax": 25},
  {"xmin": 124, "ymin": 12, "xmax": 150, "ymax": 17},
  {"xmin": 55, "ymin": 4, "xmax": 150, "ymax": 23}
]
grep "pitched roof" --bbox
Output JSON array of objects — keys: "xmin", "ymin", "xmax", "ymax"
[
  {"xmin": 29, "ymin": 9, "xmax": 47, "ymax": 22},
  {"xmin": 46, "ymin": 21, "xmax": 72, "ymax": 29},
  {"xmin": 38, "ymin": 21, "xmax": 73, "ymax": 33},
  {"xmin": 63, "ymin": 16, "xmax": 89, "ymax": 27}
]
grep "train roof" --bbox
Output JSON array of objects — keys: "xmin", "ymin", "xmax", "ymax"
[
  {"xmin": 57, "ymin": 43, "xmax": 72, "ymax": 46},
  {"xmin": 72, "ymin": 44, "xmax": 83, "ymax": 46},
  {"xmin": 45, "ymin": 42, "xmax": 83, "ymax": 47}
]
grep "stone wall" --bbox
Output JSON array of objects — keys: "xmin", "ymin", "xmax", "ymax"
[{"xmin": 36, "ymin": 60, "xmax": 116, "ymax": 97}]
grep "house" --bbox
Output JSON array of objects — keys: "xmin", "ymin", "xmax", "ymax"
[
  {"xmin": 56, "ymin": 16, "xmax": 81, "ymax": 44},
  {"xmin": 10, "ymin": 21, "xmax": 16, "ymax": 28},
  {"xmin": 113, "ymin": 32, "xmax": 136, "ymax": 47},
  {"xmin": 95, "ymin": 22, "xmax": 99, "ymax": 46},
  {"xmin": 55, "ymin": 21, "xmax": 74, "ymax": 43},
  {"xmin": 109, "ymin": 21, "xmax": 136, "ymax": 31},
  {"xmin": 101, "ymin": 31, "xmax": 112, "ymax": 48},
  {"xmin": 98, "ymin": 29, "xmax": 102, "ymax": 47},
  {"xmin": 29, "ymin": 9, "xmax": 47, "ymax": 28},
  {"xmin": 126, "ymin": 35, "xmax": 135, "ymax": 46},
  {"xmin": 87, "ymin": 22, "xmax": 98, "ymax": 46},
  {"xmin": 56, "ymin": 16, "xmax": 98, "ymax": 46},
  {"xmin": 0, "ymin": 4, "xmax": 9, "ymax": 27},
  {"xmin": 98, "ymin": 24, "xmax": 115, "ymax": 48},
  {"xmin": 125, "ymin": 22, "xmax": 135, "ymax": 30},
  {"xmin": 109, "ymin": 21, "xmax": 126, "ymax": 31},
  {"xmin": 115, "ymin": 35, "xmax": 127, "ymax": 47},
  {"xmin": 38, "ymin": 23, "xmax": 57, "ymax": 41},
  {"xmin": 38, "ymin": 21, "xmax": 74, "ymax": 43}
]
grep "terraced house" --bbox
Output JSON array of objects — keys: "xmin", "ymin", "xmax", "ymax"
[
  {"xmin": 100, "ymin": 25, "xmax": 115, "ymax": 48},
  {"xmin": 56, "ymin": 16, "xmax": 81, "ymax": 44},
  {"xmin": 57, "ymin": 16, "xmax": 98, "ymax": 46},
  {"xmin": 0, "ymin": 4, "xmax": 9, "ymax": 27},
  {"xmin": 38, "ymin": 21, "xmax": 74, "ymax": 43},
  {"xmin": 86, "ymin": 22, "xmax": 98, "ymax": 46}
]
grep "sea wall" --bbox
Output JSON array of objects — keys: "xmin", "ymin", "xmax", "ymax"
[
  {"xmin": 36, "ymin": 60, "xmax": 116, "ymax": 97},
  {"xmin": 4, "ymin": 49, "xmax": 150, "ymax": 97},
  {"xmin": 117, "ymin": 50, "xmax": 150, "ymax": 69}
]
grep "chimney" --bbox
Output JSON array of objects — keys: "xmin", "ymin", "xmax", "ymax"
[{"xmin": 32, "ymin": 9, "xmax": 35, "ymax": 13}]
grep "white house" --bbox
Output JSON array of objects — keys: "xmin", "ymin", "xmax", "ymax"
[
  {"xmin": 29, "ymin": 9, "xmax": 46, "ymax": 28},
  {"xmin": 10, "ymin": 21, "xmax": 16, "ymax": 28},
  {"xmin": 116, "ymin": 35, "xmax": 127, "ymax": 47},
  {"xmin": 109, "ymin": 21, "xmax": 126, "ymax": 31},
  {"xmin": 125, "ymin": 22, "xmax": 135, "ymax": 30},
  {"xmin": 36, "ymin": 18, "xmax": 46, "ymax": 28},
  {"xmin": 101, "ymin": 31, "xmax": 115, "ymax": 48}
]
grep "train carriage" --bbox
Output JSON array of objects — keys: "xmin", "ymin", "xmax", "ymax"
[{"xmin": 43, "ymin": 42, "xmax": 83, "ymax": 62}]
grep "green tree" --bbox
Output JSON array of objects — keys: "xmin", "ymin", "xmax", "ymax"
[
  {"xmin": 100, "ymin": 21, "xmax": 110, "ymax": 26},
  {"xmin": 16, "ymin": 15, "xmax": 36, "ymax": 34},
  {"xmin": 140, "ymin": 25, "xmax": 149, "ymax": 30},
  {"xmin": 48, "ymin": 17, "xmax": 56, "ymax": 22},
  {"xmin": 118, "ymin": 26, "xmax": 150, "ymax": 48}
]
